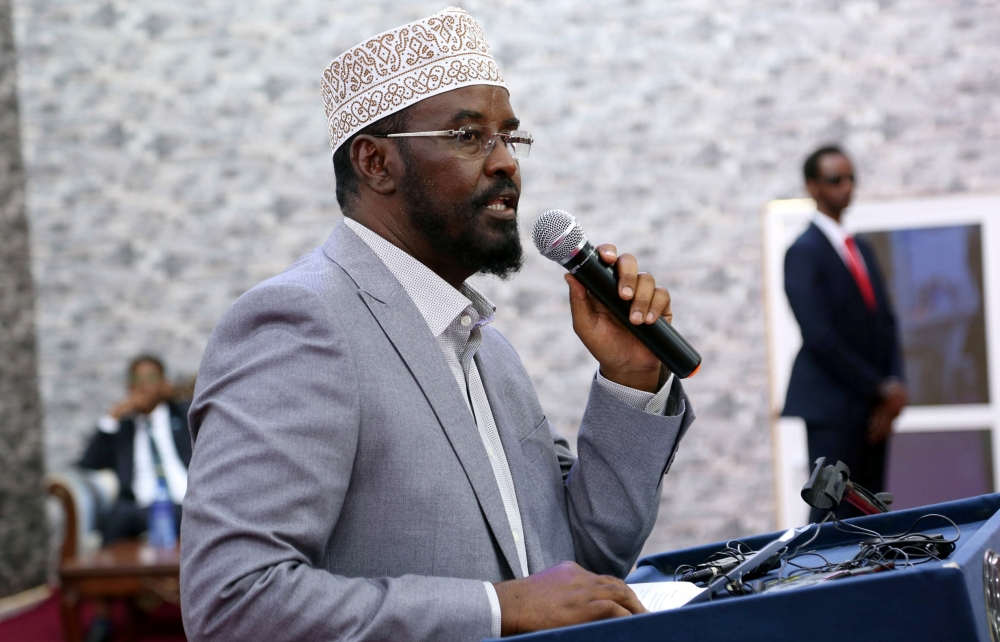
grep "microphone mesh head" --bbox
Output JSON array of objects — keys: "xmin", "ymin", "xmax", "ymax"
[{"xmin": 532, "ymin": 209, "xmax": 587, "ymax": 263}]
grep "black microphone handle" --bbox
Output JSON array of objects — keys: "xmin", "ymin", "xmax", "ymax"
[{"xmin": 564, "ymin": 242, "xmax": 702, "ymax": 378}]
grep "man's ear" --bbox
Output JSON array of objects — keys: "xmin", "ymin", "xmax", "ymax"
[
  {"xmin": 351, "ymin": 135, "xmax": 399, "ymax": 196},
  {"xmin": 805, "ymin": 179, "xmax": 820, "ymax": 201}
]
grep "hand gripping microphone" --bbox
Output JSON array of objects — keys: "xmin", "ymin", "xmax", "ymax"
[{"xmin": 531, "ymin": 209, "xmax": 702, "ymax": 378}]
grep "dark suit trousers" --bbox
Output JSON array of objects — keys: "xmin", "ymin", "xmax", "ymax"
[
  {"xmin": 806, "ymin": 413, "xmax": 888, "ymax": 524},
  {"xmin": 102, "ymin": 499, "xmax": 183, "ymax": 544}
]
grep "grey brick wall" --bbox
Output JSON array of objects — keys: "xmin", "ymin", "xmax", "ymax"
[
  {"xmin": 11, "ymin": 0, "xmax": 1000, "ymax": 558},
  {"xmin": 0, "ymin": 0, "xmax": 47, "ymax": 600}
]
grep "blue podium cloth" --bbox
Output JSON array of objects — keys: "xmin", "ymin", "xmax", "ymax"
[{"xmin": 488, "ymin": 494, "xmax": 1000, "ymax": 641}]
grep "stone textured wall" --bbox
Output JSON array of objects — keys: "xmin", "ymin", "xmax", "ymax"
[
  {"xmin": 0, "ymin": 0, "xmax": 47, "ymax": 599},
  {"xmin": 11, "ymin": 0, "xmax": 1000, "ymax": 556}
]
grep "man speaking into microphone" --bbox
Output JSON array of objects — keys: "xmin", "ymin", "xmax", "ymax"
[{"xmin": 180, "ymin": 8, "xmax": 695, "ymax": 642}]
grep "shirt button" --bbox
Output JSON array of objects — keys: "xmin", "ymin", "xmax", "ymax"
[
  {"xmin": 460, "ymin": 315, "xmax": 472, "ymax": 326},
  {"xmin": 513, "ymin": 530, "xmax": 520, "ymax": 542}
]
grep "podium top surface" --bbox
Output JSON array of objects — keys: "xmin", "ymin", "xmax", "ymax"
[{"xmin": 493, "ymin": 493, "xmax": 1000, "ymax": 642}]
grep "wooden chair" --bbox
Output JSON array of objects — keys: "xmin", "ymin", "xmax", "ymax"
[
  {"xmin": 46, "ymin": 469, "xmax": 180, "ymax": 642},
  {"xmin": 46, "ymin": 468, "xmax": 119, "ymax": 564}
]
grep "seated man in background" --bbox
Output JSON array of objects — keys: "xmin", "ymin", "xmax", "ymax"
[{"xmin": 80, "ymin": 354, "xmax": 191, "ymax": 543}]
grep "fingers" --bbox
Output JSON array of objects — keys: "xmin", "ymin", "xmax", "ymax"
[
  {"xmin": 643, "ymin": 283, "xmax": 673, "ymax": 324},
  {"xmin": 564, "ymin": 273, "xmax": 588, "ymax": 301},
  {"xmin": 867, "ymin": 407, "xmax": 890, "ymax": 444},
  {"xmin": 589, "ymin": 575, "xmax": 647, "ymax": 614},
  {"xmin": 628, "ymin": 273, "xmax": 655, "ymax": 324},
  {"xmin": 880, "ymin": 382, "xmax": 908, "ymax": 413},
  {"xmin": 888, "ymin": 388, "xmax": 907, "ymax": 414},
  {"xmin": 626, "ymin": 274, "xmax": 674, "ymax": 326},
  {"xmin": 870, "ymin": 423, "xmax": 889, "ymax": 444},
  {"xmin": 867, "ymin": 411, "xmax": 880, "ymax": 440},
  {"xmin": 495, "ymin": 563, "xmax": 645, "ymax": 636},
  {"xmin": 866, "ymin": 417, "xmax": 877, "ymax": 444},
  {"xmin": 582, "ymin": 600, "xmax": 633, "ymax": 621},
  {"xmin": 880, "ymin": 409, "xmax": 896, "ymax": 438},
  {"xmin": 565, "ymin": 274, "xmax": 597, "ymax": 328},
  {"xmin": 109, "ymin": 399, "xmax": 131, "ymax": 420},
  {"xmin": 614, "ymin": 252, "xmax": 638, "ymax": 302},
  {"xmin": 610, "ymin": 582, "xmax": 647, "ymax": 615},
  {"xmin": 596, "ymin": 244, "xmax": 618, "ymax": 265},
  {"xmin": 602, "ymin": 251, "xmax": 673, "ymax": 326}
]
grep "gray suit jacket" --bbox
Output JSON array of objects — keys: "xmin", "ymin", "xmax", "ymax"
[{"xmin": 180, "ymin": 222, "xmax": 695, "ymax": 642}]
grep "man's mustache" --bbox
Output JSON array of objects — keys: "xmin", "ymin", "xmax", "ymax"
[{"xmin": 470, "ymin": 178, "xmax": 520, "ymax": 213}]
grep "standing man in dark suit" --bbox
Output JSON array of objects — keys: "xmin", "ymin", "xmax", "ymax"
[
  {"xmin": 80, "ymin": 355, "xmax": 191, "ymax": 542},
  {"xmin": 783, "ymin": 146, "xmax": 908, "ymax": 522}
]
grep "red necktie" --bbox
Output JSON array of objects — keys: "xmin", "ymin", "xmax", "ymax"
[{"xmin": 844, "ymin": 236, "xmax": 876, "ymax": 311}]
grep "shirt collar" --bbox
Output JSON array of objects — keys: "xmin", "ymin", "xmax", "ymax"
[
  {"xmin": 811, "ymin": 211, "xmax": 851, "ymax": 261},
  {"xmin": 343, "ymin": 218, "xmax": 496, "ymax": 336},
  {"xmin": 139, "ymin": 402, "xmax": 170, "ymax": 430}
]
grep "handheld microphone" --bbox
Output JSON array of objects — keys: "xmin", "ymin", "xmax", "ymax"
[{"xmin": 531, "ymin": 209, "xmax": 702, "ymax": 378}]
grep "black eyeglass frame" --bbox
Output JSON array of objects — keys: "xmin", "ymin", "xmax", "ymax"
[{"xmin": 819, "ymin": 173, "xmax": 856, "ymax": 186}]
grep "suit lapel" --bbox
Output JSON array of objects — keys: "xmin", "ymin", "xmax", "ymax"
[
  {"xmin": 809, "ymin": 223, "xmax": 849, "ymax": 276},
  {"xmin": 323, "ymin": 222, "xmax": 523, "ymax": 578},
  {"xmin": 119, "ymin": 418, "xmax": 136, "ymax": 498},
  {"xmin": 475, "ymin": 347, "xmax": 546, "ymax": 575},
  {"xmin": 809, "ymin": 223, "xmax": 873, "ymax": 313}
]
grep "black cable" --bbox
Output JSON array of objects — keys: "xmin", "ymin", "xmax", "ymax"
[
  {"xmin": 774, "ymin": 511, "xmax": 961, "ymax": 589},
  {"xmin": 832, "ymin": 516, "xmax": 886, "ymax": 542},
  {"xmin": 850, "ymin": 513, "xmax": 960, "ymax": 568},
  {"xmin": 685, "ymin": 511, "xmax": 960, "ymax": 599},
  {"xmin": 890, "ymin": 513, "xmax": 961, "ymax": 542},
  {"xmin": 849, "ymin": 483, "xmax": 892, "ymax": 513},
  {"xmin": 673, "ymin": 564, "xmax": 696, "ymax": 581},
  {"xmin": 789, "ymin": 512, "xmax": 831, "ymax": 557}
]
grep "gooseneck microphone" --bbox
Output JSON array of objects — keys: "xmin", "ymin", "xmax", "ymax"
[{"xmin": 532, "ymin": 209, "xmax": 702, "ymax": 378}]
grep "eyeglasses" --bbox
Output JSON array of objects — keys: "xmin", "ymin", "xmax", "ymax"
[
  {"xmin": 375, "ymin": 125, "xmax": 533, "ymax": 160},
  {"xmin": 820, "ymin": 173, "xmax": 855, "ymax": 186},
  {"xmin": 130, "ymin": 374, "xmax": 164, "ymax": 385}
]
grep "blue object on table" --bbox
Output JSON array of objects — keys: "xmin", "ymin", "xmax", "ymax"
[
  {"xmin": 486, "ymin": 494, "xmax": 1000, "ymax": 642},
  {"xmin": 148, "ymin": 479, "xmax": 177, "ymax": 549}
]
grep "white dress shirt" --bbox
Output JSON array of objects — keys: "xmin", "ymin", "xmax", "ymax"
[
  {"xmin": 97, "ymin": 402, "xmax": 188, "ymax": 507},
  {"xmin": 811, "ymin": 211, "xmax": 870, "ymax": 276},
  {"xmin": 344, "ymin": 218, "xmax": 675, "ymax": 636}
]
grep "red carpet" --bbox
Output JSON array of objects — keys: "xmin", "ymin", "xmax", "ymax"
[{"xmin": 0, "ymin": 590, "xmax": 186, "ymax": 642}]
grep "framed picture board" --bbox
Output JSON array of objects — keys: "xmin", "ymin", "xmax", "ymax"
[{"xmin": 762, "ymin": 194, "xmax": 1000, "ymax": 527}]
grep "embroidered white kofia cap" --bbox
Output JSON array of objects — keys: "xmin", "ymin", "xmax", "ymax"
[{"xmin": 320, "ymin": 7, "xmax": 507, "ymax": 155}]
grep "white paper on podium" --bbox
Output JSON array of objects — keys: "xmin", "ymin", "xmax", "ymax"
[{"xmin": 629, "ymin": 582, "xmax": 707, "ymax": 612}]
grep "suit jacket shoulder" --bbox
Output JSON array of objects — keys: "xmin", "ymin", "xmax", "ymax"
[{"xmin": 786, "ymin": 222, "xmax": 838, "ymax": 262}]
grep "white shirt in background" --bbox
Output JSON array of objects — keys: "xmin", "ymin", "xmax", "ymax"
[
  {"xmin": 811, "ymin": 211, "xmax": 870, "ymax": 276},
  {"xmin": 97, "ymin": 401, "xmax": 188, "ymax": 507}
]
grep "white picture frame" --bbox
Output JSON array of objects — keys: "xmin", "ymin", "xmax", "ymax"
[{"xmin": 761, "ymin": 194, "xmax": 1000, "ymax": 528}]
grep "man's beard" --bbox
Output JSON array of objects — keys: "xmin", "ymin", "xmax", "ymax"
[{"xmin": 399, "ymin": 164, "xmax": 524, "ymax": 280}]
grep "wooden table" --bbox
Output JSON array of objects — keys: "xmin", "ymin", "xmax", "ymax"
[{"xmin": 59, "ymin": 541, "xmax": 180, "ymax": 642}]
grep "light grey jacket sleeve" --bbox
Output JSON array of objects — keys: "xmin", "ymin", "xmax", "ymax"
[
  {"xmin": 564, "ymin": 376, "xmax": 693, "ymax": 578},
  {"xmin": 180, "ymin": 282, "xmax": 492, "ymax": 642}
]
